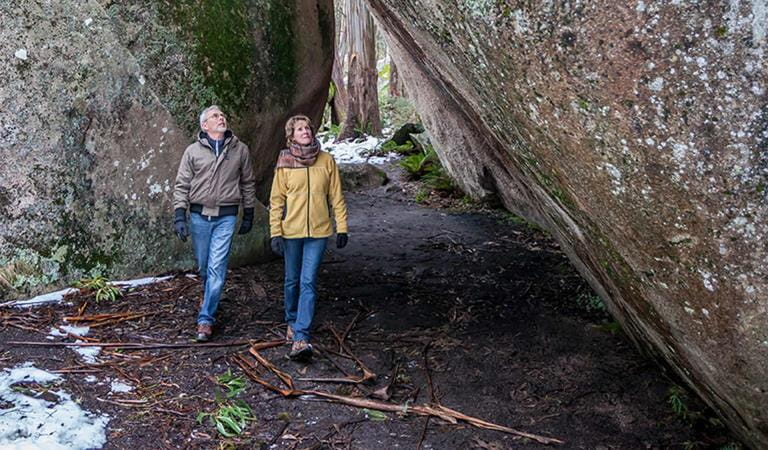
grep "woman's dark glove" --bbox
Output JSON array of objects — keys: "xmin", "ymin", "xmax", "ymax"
[
  {"xmin": 173, "ymin": 208, "xmax": 188, "ymax": 242},
  {"xmin": 336, "ymin": 233, "xmax": 348, "ymax": 249},
  {"xmin": 238, "ymin": 208, "xmax": 254, "ymax": 234},
  {"xmin": 270, "ymin": 237, "xmax": 284, "ymax": 256}
]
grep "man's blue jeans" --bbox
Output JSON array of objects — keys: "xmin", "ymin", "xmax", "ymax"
[
  {"xmin": 284, "ymin": 237, "xmax": 327, "ymax": 342},
  {"xmin": 190, "ymin": 213, "xmax": 237, "ymax": 326}
]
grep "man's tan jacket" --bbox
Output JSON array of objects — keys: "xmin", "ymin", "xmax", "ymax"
[{"xmin": 173, "ymin": 131, "xmax": 256, "ymax": 216}]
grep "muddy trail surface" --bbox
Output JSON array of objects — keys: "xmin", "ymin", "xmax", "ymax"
[{"xmin": 1, "ymin": 167, "xmax": 734, "ymax": 449}]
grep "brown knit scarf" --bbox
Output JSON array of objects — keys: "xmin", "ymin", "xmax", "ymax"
[{"xmin": 276, "ymin": 139, "xmax": 321, "ymax": 168}]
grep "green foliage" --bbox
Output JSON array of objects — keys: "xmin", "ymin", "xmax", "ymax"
[
  {"xmin": 74, "ymin": 276, "xmax": 122, "ymax": 302},
  {"xmin": 400, "ymin": 152, "xmax": 430, "ymax": 178},
  {"xmin": 575, "ymin": 292, "xmax": 606, "ymax": 314},
  {"xmin": 399, "ymin": 144, "xmax": 439, "ymax": 179},
  {"xmin": 400, "ymin": 144, "xmax": 458, "ymax": 202},
  {"xmin": 714, "ymin": 25, "xmax": 728, "ymax": 38},
  {"xmin": 717, "ymin": 443, "xmax": 742, "ymax": 450},
  {"xmin": 196, "ymin": 400, "xmax": 255, "ymax": 438},
  {"xmin": 327, "ymin": 123, "xmax": 341, "ymax": 138},
  {"xmin": 198, "ymin": 370, "xmax": 255, "ymax": 438},
  {"xmin": 422, "ymin": 166, "xmax": 455, "ymax": 192},
  {"xmin": 414, "ymin": 188, "xmax": 429, "ymax": 204},
  {"xmin": 667, "ymin": 385, "xmax": 690, "ymax": 420},
  {"xmin": 378, "ymin": 63, "xmax": 391, "ymax": 81},
  {"xmin": 216, "ymin": 369, "xmax": 247, "ymax": 398},
  {"xmin": 381, "ymin": 139, "xmax": 415, "ymax": 155},
  {"xmin": 361, "ymin": 408, "xmax": 388, "ymax": 421}
]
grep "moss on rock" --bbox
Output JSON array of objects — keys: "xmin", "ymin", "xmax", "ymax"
[
  {"xmin": 265, "ymin": 1, "xmax": 298, "ymax": 106},
  {"xmin": 159, "ymin": 0, "xmax": 259, "ymax": 129}
]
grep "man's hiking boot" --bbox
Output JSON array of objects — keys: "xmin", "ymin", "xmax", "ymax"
[
  {"xmin": 289, "ymin": 340, "xmax": 312, "ymax": 361},
  {"xmin": 196, "ymin": 323, "xmax": 212, "ymax": 342}
]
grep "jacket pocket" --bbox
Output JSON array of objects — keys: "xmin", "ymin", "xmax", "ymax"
[{"xmin": 309, "ymin": 192, "xmax": 332, "ymax": 235}]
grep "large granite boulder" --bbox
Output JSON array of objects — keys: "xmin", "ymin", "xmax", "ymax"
[
  {"xmin": 367, "ymin": 0, "xmax": 767, "ymax": 447},
  {"xmin": 0, "ymin": 0, "xmax": 333, "ymax": 298}
]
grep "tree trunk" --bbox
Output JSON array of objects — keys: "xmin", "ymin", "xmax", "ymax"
[
  {"xmin": 338, "ymin": 0, "xmax": 381, "ymax": 140},
  {"xmin": 389, "ymin": 58, "xmax": 403, "ymax": 97},
  {"xmin": 331, "ymin": 1, "xmax": 348, "ymax": 126}
]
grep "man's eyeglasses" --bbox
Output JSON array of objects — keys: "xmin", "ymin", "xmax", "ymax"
[{"xmin": 207, "ymin": 112, "xmax": 226, "ymax": 121}]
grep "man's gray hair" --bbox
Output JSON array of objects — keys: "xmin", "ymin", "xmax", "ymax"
[{"xmin": 199, "ymin": 105, "xmax": 222, "ymax": 129}]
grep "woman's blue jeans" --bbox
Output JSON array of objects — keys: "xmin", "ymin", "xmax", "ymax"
[
  {"xmin": 283, "ymin": 237, "xmax": 327, "ymax": 342},
  {"xmin": 190, "ymin": 213, "xmax": 237, "ymax": 326}
]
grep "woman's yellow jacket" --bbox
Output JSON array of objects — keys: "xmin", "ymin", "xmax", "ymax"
[{"xmin": 269, "ymin": 151, "xmax": 348, "ymax": 239}]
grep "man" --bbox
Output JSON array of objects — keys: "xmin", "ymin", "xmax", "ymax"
[{"xmin": 172, "ymin": 105, "xmax": 256, "ymax": 342}]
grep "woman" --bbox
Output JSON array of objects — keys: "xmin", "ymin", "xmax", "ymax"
[{"xmin": 269, "ymin": 115, "xmax": 349, "ymax": 361}]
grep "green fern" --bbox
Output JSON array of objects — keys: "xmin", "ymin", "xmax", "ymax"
[
  {"xmin": 667, "ymin": 385, "xmax": 690, "ymax": 420},
  {"xmin": 74, "ymin": 276, "xmax": 122, "ymax": 302}
]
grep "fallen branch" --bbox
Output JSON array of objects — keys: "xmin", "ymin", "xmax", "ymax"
[
  {"xmin": 7, "ymin": 339, "xmax": 283, "ymax": 351},
  {"xmin": 329, "ymin": 326, "xmax": 376, "ymax": 383},
  {"xmin": 249, "ymin": 347, "xmax": 294, "ymax": 390},
  {"xmin": 0, "ymin": 309, "xmax": 55, "ymax": 332},
  {"xmin": 423, "ymin": 341, "xmax": 437, "ymax": 403},
  {"xmin": 96, "ymin": 397, "xmax": 149, "ymax": 407},
  {"xmin": 371, "ymin": 362, "xmax": 400, "ymax": 401},
  {"xmin": 297, "ymin": 375, "xmax": 372, "ymax": 385},
  {"xmin": 303, "ymin": 391, "xmax": 563, "ymax": 444},
  {"xmin": 416, "ymin": 416, "xmax": 430, "ymax": 450},
  {"xmin": 63, "ymin": 311, "xmax": 157, "ymax": 328},
  {"xmin": 233, "ymin": 351, "xmax": 564, "ymax": 445}
]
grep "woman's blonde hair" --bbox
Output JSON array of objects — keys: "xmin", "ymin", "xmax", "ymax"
[{"xmin": 284, "ymin": 115, "xmax": 314, "ymax": 146}]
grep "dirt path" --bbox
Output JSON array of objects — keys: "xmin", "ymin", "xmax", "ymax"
[{"xmin": 0, "ymin": 165, "xmax": 735, "ymax": 449}]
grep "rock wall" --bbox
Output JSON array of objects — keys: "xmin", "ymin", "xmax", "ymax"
[
  {"xmin": 367, "ymin": 0, "xmax": 768, "ymax": 447},
  {"xmin": 0, "ymin": 0, "xmax": 333, "ymax": 298}
]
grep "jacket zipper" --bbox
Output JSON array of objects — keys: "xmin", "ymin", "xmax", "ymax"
[
  {"xmin": 204, "ymin": 137, "xmax": 229, "ymax": 221},
  {"xmin": 306, "ymin": 167, "xmax": 311, "ymax": 237}
]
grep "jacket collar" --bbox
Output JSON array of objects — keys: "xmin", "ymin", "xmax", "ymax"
[{"xmin": 197, "ymin": 130, "xmax": 235, "ymax": 150}]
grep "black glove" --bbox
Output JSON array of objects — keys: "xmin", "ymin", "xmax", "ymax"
[
  {"xmin": 336, "ymin": 233, "xmax": 348, "ymax": 249},
  {"xmin": 238, "ymin": 208, "xmax": 254, "ymax": 235},
  {"xmin": 270, "ymin": 237, "xmax": 284, "ymax": 256},
  {"xmin": 173, "ymin": 208, "xmax": 188, "ymax": 242}
]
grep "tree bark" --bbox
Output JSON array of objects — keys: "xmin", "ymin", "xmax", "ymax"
[
  {"xmin": 338, "ymin": 0, "xmax": 381, "ymax": 140},
  {"xmin": 389, "ymin": 58, "xmax": 403, "ymax": 97},
  {"xmin": 331, "ymin": 1, "xmax": 348, "ymax": 126}
]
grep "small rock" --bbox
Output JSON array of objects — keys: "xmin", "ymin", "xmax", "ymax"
[
  {"xmin": 339, "ymin": 163, "xmax": 388, "ymax": 191},
  {"xmin": 14, "ymin": 49, "xmax": 28, "ymax": 60}
]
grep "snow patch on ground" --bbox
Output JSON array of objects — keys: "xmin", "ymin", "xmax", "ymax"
[
  {"xmin": 60, "ymin": 325, "xmax": 90, "ymax": 336},
  {"xmin": 73, "ymin": 341, "xmax": 101, "ymax": 364},
  {"xmin": 3, "ymin": 275, "xmax": 175, "ymax": 309},
  {"xmin": 319, "ymin": 134, "xmax": 399, "ymax": 165},
  {"xmin": 109, "ymin": 380, "xmax": 134, "ymax": 393},
  {"xmin": 0, "ymin": 363, "xmax": 109, "ymax": 450},
  {"xmin": 112, "ymin": 275, "xmax": 174, "ymax": 288},
  {"xmin": 4, "ymin": 288, "xmax": 79, "ymax": 308},
  {"xmin": 47, "ymin": 326, "xmax": 99, "ymax": 363}
]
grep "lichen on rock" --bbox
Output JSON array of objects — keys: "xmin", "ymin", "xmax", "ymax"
[{"xmin": 368, "ymin": 0, "xmax": 768, "ymax": 447}]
